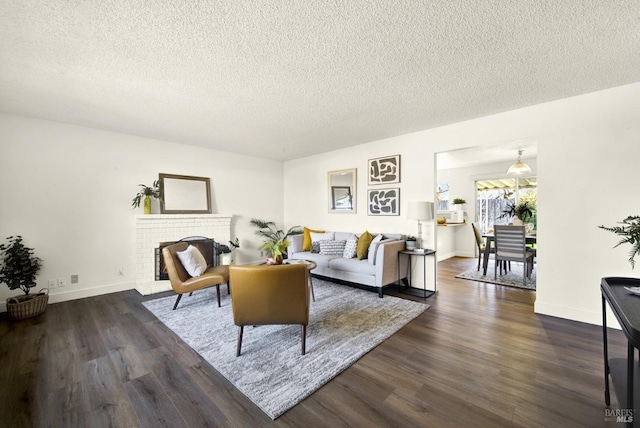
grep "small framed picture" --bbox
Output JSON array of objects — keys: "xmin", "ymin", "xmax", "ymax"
[
  {"xmin": 367, "ymin": 188, "xmax": 400, "ymax": 216},
  {"xmin": 368, "ymin": 155, "xmax": 400, "ymax": 185}
]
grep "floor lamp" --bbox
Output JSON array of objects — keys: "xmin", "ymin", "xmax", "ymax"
[{"xmin": 407, "ymin": 201, "xmax": 434, "ymax": 250}]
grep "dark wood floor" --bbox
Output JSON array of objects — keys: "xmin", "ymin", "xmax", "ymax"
[{"xmin": 0, "ymin": 257, "xmax": 625, "ymax": 427}]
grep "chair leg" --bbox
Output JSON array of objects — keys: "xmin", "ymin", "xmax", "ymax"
[
  {"xmin": 227, "ymin": 281, "xmax": 230, "ymax": 295},
  {"xmin": 301, "ymin": 325, "xmax": 307, "ymax": 355},
  {"xmin": 236, "ymin": 326, "xmax": 244, "ymax": 357},
  {"xmin": 216, "ymin": 284, "xmax": 221, "ymax": 307},
  {"xmin": 172, "ymin": 294, "xmax": 182, "ymax": 310},
  {"xmin": 477, "ymin": 254, "xmax": 481, "ymax": 271},
  {"xmin": 309, "ymin": 277, "xmax": 315, "ymax": 302}
]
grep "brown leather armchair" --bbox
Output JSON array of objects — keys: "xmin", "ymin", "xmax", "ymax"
[
  {"xmin": 229, "ymin": 264, "xmax": 310, "ymax": 356},
  {"xmin": 162, "ymin": 242, "xmax": 230, "ymax": 310}
]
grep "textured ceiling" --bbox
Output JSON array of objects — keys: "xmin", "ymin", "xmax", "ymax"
[{"xmin": 1, "ymin": 1, "xmax": 639, "ymax": 161}]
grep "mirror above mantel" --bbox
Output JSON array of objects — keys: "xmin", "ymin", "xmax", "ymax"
[
  {"xmin": 159, "ymin": 173, "xmax": 212, "ymax": 214},
  {"xmin": 328, "ymin": 168, "xmax": 356, "ymax": 214}
]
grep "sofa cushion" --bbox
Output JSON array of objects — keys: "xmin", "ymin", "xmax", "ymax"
[
  {"xmin": 311, "ymin": 232, "xmax": 334, "ymax": 253},
  {"xmin": 368, "ymin": 234, "xmax": 384, "ymax": 264},
  {"xmin": 356, "ymin": 231, "xmax": 373, "ymax": 260},
  {"xmin": 328, "ymin": 257, "xmax": 376, "ymax": 275},
  {"xmin": 343, "ymin": 235, "xmax": 358, "ymax": 258},
  {"xmin": 334, "ymin": 232, "xmax": 353, "ymax": 241},
  {"xmin": 302, "ymin": 227, "xmax": 324, "ymax": 251},
  {"xmin": 319, "ymin": 240, "xmax": 346, "ymax": 256}
]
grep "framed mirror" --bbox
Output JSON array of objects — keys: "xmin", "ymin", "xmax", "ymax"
[
  {"xmin": 328, "ymin": 168, "xmax": 356, "ymax": 214},
  {"xmin": 159, "ymin": 173, "xmax": 212, "ymax": 214}
]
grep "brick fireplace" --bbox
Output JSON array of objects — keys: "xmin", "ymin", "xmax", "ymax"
[{"xmin": 134, "ymin": 214, "xmax": 231, "ymax": 295}]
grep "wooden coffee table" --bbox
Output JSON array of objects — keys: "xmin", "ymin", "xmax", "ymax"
[{"xmin": 284, "ymin": 259, "xmax": 317, "ymax": 302}]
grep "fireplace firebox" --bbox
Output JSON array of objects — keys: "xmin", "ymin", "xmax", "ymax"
[{"xmin": 155, "ymin": 236, "xmax": 220, "ymax": 281}]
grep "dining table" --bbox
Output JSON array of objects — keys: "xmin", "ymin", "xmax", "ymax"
[{"xmin": 481, "ymin": 231, "xmax": 537, "ymax": 275}]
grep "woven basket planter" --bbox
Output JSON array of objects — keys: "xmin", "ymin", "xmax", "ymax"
[{"xmin": 6, "ymin": 288, "xmax": 49, "ymax": 320}]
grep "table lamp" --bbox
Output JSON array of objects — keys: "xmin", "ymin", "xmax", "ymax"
[{"xmin": 407, "ymin": 201, "xmax": 434, "ymax": 251}]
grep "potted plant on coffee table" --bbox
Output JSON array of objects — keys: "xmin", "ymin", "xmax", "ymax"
[
  {"xmin": 250, "ymin": 219, "xmax": 302, "ymax": 264},
  {"xmin": 0, "ymin": 235, "xmax": 47, "ymax": 320}
]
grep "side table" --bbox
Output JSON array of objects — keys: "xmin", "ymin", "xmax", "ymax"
[{"xmin": 398, "ymin": 249, "xmax": 437, "ymax": 298}]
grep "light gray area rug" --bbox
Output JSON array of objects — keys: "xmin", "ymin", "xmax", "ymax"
[
  {"xmin": 456, "ymin": 262, "xmax": 536, "ymax": 290},
  {"xmin": 142, "ymin": 279, "xmax": 428, "ymax": 419}
]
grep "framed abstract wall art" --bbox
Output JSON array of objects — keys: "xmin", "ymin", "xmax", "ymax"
[
  {"xmin": 368, "ymin": 154, "xmax": 400, "ymax": 185},
  {"xmin": 367, "ymin": 188, "xmax": 400, "ymax": 216}
]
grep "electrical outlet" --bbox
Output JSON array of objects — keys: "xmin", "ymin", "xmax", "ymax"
[
  {"xmin": 48, "ymin": 279, "xmax": 56, "ymax": 289},
  {"xmin": 71, "ymin": 274, "xmax": 79, "ymax": 284},
  {"xmin": 57, "ymin": 277, "xmax": 65, "ymax": 287}
]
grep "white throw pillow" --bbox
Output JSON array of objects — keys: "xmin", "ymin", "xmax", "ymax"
[
  {"xmin": 176, "ymin": 245, "xmax": 208, "ymax": 277},
  {"xmin": 368, "ymin": 234, "xmax": 385, "ymax": 264},
  {"xmin": 343, "ymin": 234, "xmax": 358, "ymax": 258}
]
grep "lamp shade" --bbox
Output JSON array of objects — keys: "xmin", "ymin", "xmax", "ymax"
[
  {"xmin": 407, "ymin": 201, "xmax": 433, "ymax": 221},
  {"xmin": 507, "ymin": 149, "xmax": 532, "ymax": 175}
]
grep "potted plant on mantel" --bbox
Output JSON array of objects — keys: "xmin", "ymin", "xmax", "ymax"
[
  {"xmin": 0, "ymin": 236, "xmax": 47, "ymax": 320},
  {"xmin": 599, "ymin": 215, "xmax": 640, "ymax": 268},
  {"xmin": 131, "ymin": 180, "xmax": 162, "ymax": 214},
  {"xmin": 250, "ymin": 219, "xmax": 302, "ymax": 265}
]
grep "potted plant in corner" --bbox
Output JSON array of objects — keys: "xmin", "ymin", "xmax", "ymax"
[
  {"xmin": 599, "ymin": 215, "xmax": 640, "ymax": 268},
  {"xmin": 406, "ymin": 235, "xmax": 417, "ymax": 250},
  {"xmin": 451, "ymin": 198, "xmax": 466, "ymax": 210},
  {"xmin": 0, "ymin": 235, "xmax": 47, "ymax": 320},
  {"xmin": 217, "ymin": 238, "xmax": 240, "ymax": 265},
  {"xmin": 131, "ymin": 180, "xmax": 162, "ymax": 214},
  {"xmin": 250, "ymin": 219, "xmax": 302, "ymax": 265}
]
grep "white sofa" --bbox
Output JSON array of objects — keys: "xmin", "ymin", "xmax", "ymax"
[{"xmin": 287, "ymin": 232, "xmax": 408, "ymax": 297}]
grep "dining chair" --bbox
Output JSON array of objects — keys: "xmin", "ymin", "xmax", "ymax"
[
  {"xmin": 472, "ymin": 223, "xmax": 508, "ymax": 273},
  {"xmin": 472, "ymin": 223, "xmax": 490, "ymax": 271},
  {"xmin": 493, "ymin": 225, "xmax": 535, "ymax": 287}
]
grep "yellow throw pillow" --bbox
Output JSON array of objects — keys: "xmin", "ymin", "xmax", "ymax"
[
  {"xmin": 356, "ymin": 231, "xmax": 373, "ymax": 260},
  {"xmin": 303, "ymin": 227, "xmax": 324, "ymax": 251}
]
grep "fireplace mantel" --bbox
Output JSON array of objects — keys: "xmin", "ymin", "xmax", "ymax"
[{"xmin": 134, "ymin": 214, "xmax": 232, "ymax": 295}]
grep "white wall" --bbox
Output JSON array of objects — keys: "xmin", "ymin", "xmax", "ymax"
[
  {"xmin": 284, "ymin": 82, "xmax": 640, "ymax": 325},
  {"xmin": 0, "ymin": 114, "xmax": 284, "ymax": 308}
]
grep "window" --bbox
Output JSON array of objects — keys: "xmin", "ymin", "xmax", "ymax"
[
  {"xmin": 475, "ymin": 177, "xmax": 537, "ymax": 234},
  {"xmin": 437, "ymin": 183, "xmax": 449, "ymax": 211}
]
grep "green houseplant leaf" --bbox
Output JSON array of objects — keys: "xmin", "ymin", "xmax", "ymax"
[
  {"xmin": 0, "ymin": 236, "xmax": 43, "ymax": 295},
  {"xmin": 599, "ymin": 215, "xmax": 640, "ymax": 268}
]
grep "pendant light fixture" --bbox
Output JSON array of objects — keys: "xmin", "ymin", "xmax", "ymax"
[{"xmin": 507, "ymin": 149, "xmax": 531, "ymax": 175}]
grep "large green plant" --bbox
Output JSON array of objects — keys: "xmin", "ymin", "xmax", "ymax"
[
  {"xmin": 0, "ymin": 236, "xmax": 43, "ymax": 295},
  {"xmin": 249, "ymin": 219, "xmax": 302, "ymax": 258},
  {"xmin": 500, "ymin": 200, "xmax": 535, "ymax": 223},
  {"xmin": 599, "ymin": 215, "xmax": 640, "ymax": 268}
]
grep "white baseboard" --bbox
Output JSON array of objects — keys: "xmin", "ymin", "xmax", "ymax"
[
  {"xmin": 1, "ymin": 281, "xmax": 135, "ymax": 313},
  {"xmin": 534, "ymin": 301, "xmax": 619, "ymax": 328}
]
